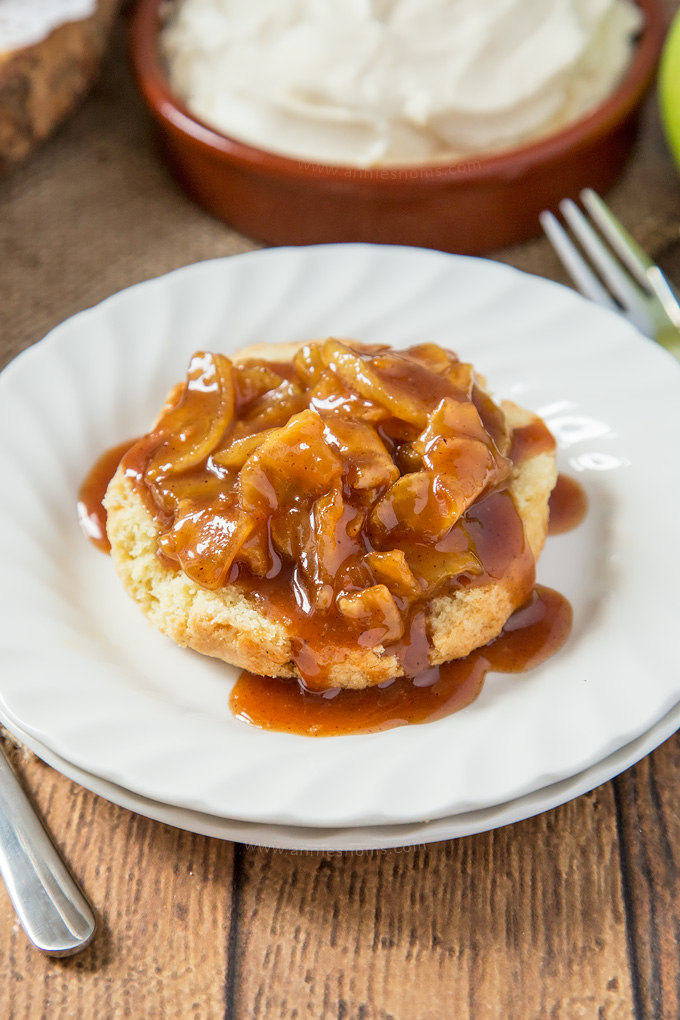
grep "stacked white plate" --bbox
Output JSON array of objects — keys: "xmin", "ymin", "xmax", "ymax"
[{"xmin": 1, "ymin": 244, "xmax": 679, "ymax": 850}]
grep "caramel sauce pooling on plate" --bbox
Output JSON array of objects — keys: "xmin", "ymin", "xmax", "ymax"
[
  {"xmin": 231, "ymin": 584, "xmax": 573, "ymax": 735},
  {"xmin": 77, "ymin": 439, "xmax": 138, "ymax": 554},
  {"xmin": 78, "ymin": 341, "xmax": 586, "ymax": 735},
  {"xmin": 548, "ymin": 473, "xmax": 589, "ymax": 535}
]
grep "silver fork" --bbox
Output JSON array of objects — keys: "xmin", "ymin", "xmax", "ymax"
[{"xmin": 540, "ymin": 189, "xmax": 680, "ymax": 361}]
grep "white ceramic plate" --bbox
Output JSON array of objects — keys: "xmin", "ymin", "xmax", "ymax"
[
  {"xmin": 2, "ymin": 698, "xmax": 679, "ymax": 850},
  {"xmin": 0, "ymin": 244, "xmax": 679, "ymax": 828}
]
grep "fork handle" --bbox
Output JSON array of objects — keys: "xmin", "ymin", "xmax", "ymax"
[{"xmin": 0, "ymin": 744, "xmax": 96, "ymax": 955}]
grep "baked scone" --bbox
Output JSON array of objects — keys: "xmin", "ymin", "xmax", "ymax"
[{"xmin": 104, "ymin": 340, "xmax": 557, "ymax": 690}]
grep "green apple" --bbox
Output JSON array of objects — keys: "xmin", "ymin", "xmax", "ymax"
[{"xmin": 660, "ymin": 8, "xmax": 680, "ymax": 170}]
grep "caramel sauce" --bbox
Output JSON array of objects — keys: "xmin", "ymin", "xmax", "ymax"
[
  {"xmin": 549, "ymin": 474, "xmax": 588, "ymax": 535},
  {"xmin": 510, "ymin": 419, "xmax": 557, "ymax": 463},
  {"xmin": 78, "ymin": 341, "xmax": 588, "ymax": 738},
  {"xmin": 118, "ymin": 342, "xmax": 543, "ymax": 690},
  {"xmin": 230, "ymin": 585, "xmax": 572, "ymax": 736},
  {"xmin": 226, "ymin": 485, "xmax": 535, "ymax": 689},
  {"xmin": 77, "ymin": 439, "xmax": 137, "ymax": 553}
]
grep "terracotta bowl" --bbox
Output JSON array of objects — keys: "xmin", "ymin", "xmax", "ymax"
[{"xmin": 130, "ymin": 0, "xmax": 665, "ymax": 255}]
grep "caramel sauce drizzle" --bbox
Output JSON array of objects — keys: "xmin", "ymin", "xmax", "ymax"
[
  {"xmin": 77, "ymin": 341, "xmax": 588, "ymax": 737},
  {"xmin": 77, "ymin": 439, "xmax": 138, "ymax": 554},
  {"xmin": 230, "ymin": 585, "xmax": 572, "ymax": 736},
  {"xmin": 548, "ymin": 473, "xmax": 589, "ymax": 535}
]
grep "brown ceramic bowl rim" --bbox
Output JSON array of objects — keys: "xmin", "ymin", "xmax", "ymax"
[{"xmin": 130, "ymin": 0, "xmax": 666, "ymax": 188}]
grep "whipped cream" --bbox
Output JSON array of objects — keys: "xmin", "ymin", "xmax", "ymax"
[
  {"xmin": 0, "ymin": 0, "xmax": 96, "ymax": 53},
  {"xmin": 162, "ymin": 0, "xmax": 643, "ymax": 167}
]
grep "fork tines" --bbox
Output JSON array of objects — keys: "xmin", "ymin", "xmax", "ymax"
[{"xmin": 540, "ymin": 189, "xmax": 680, "ymax": 346}]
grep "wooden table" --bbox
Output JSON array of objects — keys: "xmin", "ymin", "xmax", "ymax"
[{"xmin": 1, "ymin": 9, "xmax": 680, "ymax": 1018}]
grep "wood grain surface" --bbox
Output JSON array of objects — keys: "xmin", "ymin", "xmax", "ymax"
[
  {"xmin": 233, "ymin": 791, "xmax": 634, "ymax": 1020},
  {"xmin": 0, "ymin": 743, "xmax": 649, "ymax": 1020},
  {"xmin": 1, "ymin": 4, "xmax": 680, "ymax": 1018},
  {"xmin": 614, "ymin": 736, "xmax": 680, "ymax": 1020}
]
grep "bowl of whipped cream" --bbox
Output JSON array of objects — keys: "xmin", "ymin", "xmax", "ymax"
[{"xmin": 130, "ymin": 0, "xmax": 664, "ymax": 254}]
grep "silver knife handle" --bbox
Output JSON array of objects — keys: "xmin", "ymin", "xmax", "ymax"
[{"xmin": 0, "ymin": 744, "xmax": 96, "ymax": 955}]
